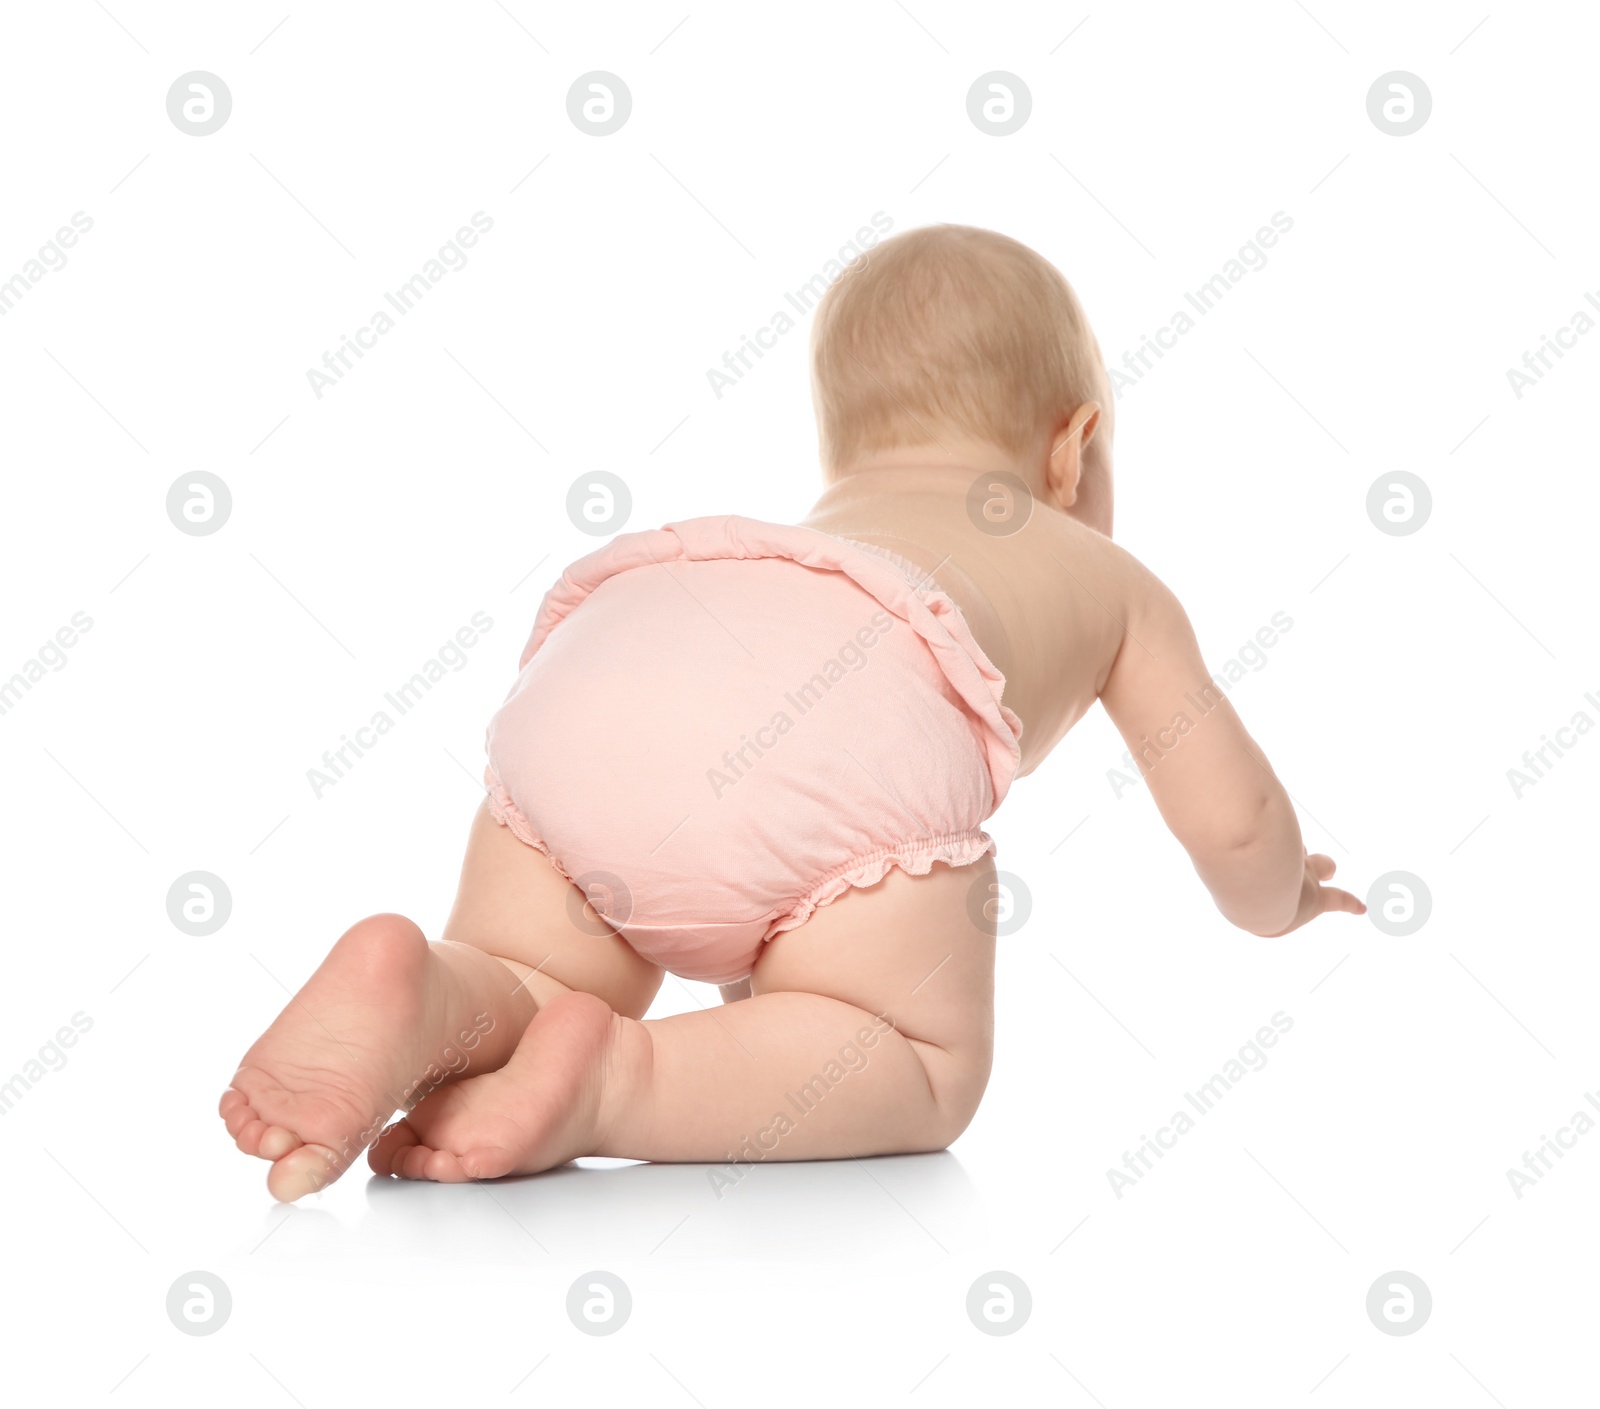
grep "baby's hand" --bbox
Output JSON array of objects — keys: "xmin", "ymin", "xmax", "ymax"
[{"xmin": 1267, "ymin": 852, "xmax": 1366, "ymax": 937}]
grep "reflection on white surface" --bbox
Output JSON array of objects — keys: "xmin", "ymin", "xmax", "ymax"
[{"xmin": 243, "ymin": 1152, "xmax": 982, "ymax": 1266}]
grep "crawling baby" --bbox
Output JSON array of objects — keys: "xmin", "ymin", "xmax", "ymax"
[{"xmin": 220, "ymin": 225, "xmax": 1365, "ymax": 1201}]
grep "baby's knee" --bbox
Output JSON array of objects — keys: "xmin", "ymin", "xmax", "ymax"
[{"xmin": 916, "ymin": 1035, "xmax": 994, "ymax": 1149}]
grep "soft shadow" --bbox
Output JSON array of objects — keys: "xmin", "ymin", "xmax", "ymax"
[
  {"xmin": 234, "ymin": 1200, "xmax": 344, "ymax": 1258},
  {"xmin": 346, "ymin": 1151, "xmax": 982, "ymax": 1263}
]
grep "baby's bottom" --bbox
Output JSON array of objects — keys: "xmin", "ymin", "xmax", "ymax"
[{"xmin": 220, "ymin": 800, "xmax": 995, "ymax": 1200}]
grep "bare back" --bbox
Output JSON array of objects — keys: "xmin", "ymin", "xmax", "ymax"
[{"xmin": 803, "ymin": 467, "xmax": 1133, "ymax": 775}]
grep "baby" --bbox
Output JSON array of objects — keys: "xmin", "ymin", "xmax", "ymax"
[{"xmin": 220, "ymin": 225, "xmax": 1365, "ymax": 1201}]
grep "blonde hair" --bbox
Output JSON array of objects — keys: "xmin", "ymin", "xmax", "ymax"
[{"xmin": 810, "ymin": 224, "xmax": 1105, "ymax": 469}]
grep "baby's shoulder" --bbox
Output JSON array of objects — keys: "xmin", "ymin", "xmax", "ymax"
[
  {"xmin": 1006, "ymin": 513, "xmax": 1186, "ymax": 691},
  {"xmin": 1017, "ymin": 510, "xmax": 1160, "ymax": 616}
]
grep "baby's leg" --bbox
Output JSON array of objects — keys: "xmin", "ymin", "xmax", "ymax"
[
  {"xmin": 220, "ymin": 800, "xmax": 662, "ymax": 1200},
  {"xmin": 439, "ymin": 797, "xmax": 663, "ymax": 1017},
  {"xmin": 370, "ymin": 858, "xmax": 995, "ymax": 1179}
]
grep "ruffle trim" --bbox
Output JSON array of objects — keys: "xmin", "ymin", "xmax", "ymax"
[
  {"xmin": 765, "ymin": 829, "xmax": 997, "ymax": 940},
  {"xmin": 487, "ymin": 763, "xmax": 995, "ymax": 960},
  {"xmin": 831, "ymin": 533, "xmax": 1027, "ymax": 752},
  {"xmin": 485, "ymin": 765, "xmax": 562, "ymax": 870},
  {"xmin": 515, "ymin": 515, "xmax": 1025, "ymax": 810}
]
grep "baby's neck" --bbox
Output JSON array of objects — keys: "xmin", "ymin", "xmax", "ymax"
[
  {"xmin": 813, "ymin": 443, "xmax": 1049, "ymax": 521},
  {"xmin": 824, "ymin": 438, "xmax": 1040, "ymax": 486}
]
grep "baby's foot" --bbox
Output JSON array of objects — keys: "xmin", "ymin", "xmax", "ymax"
[
  {"xmin": 368, "ymin": 991, "xmax": 620, "ymax": 1182},
  {"xmin": 219, "ymin": 914, "xmax": 440, "ymax": 1201}
]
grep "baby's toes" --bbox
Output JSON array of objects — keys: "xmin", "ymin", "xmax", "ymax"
[
  {"xmin": 460, "ymin": 1146, "xmax": 515, "ymax": 1181},
  {"xmin": 267, "ymin": 1143, "xmax": 341, "ymax": 1203},
  {"xmin": 219, "ymin": 1088, "xmax": 257, "ymax": 1138},
  {"xmin": 396, "ymin": 1141, "xmax": 438, "ymax": 1180},
  {"xmin": 221, "ymin": 1093, "xmax": 281, "ymax": 1160},
  {"xmin": 369, "ymin": 1118, "xmax": 420, "ymax": 1175},
  {"xmin": 385, "ymin": 1138, "xmax": 469, "ymax": 1182},
  {"xmin": 224, "ymin": 1097, "xmax": 301, "ymax": 1162},
  {"xmin": 257, "ymin": 1125, "xmax": 301, "ymax": 1159},
  {"xmin": 419, "ymin": 1147, "xmax": 472, "ymax": 1183}
]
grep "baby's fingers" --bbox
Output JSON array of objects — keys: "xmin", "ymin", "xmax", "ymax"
[
  {"xmin": 1308, "ymin": 853, "xmax": 1338, "ymax": 882},
  {"xmin": 1320, "ymin": 884, "xmax": 1366, "ymax": 917}
]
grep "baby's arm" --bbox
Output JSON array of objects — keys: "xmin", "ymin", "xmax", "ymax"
[{"xmin": 1097, "ymin": 560, "xmax": 1364, "ymax": 936}]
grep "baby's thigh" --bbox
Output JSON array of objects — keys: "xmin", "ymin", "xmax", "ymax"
[
  {"xmin": 751, "ymin": 858, "xmax": 997, "ymax": 1111},
  {"xmin": 442, "ymin": 799, "xmax": 663, "ymax": 1018}
]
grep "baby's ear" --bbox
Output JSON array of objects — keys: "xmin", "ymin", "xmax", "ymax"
[
  {"xmin": 1046, "ymin": 407, "xmax": 1096, "ymax": 506},
  {"xmin": 1046, "ymin": 448, "xmax": 1078, "ymax": 509}
]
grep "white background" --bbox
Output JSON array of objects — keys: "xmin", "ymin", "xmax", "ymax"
[{"xmin": 2, "ymin": 1, "xmax": 1596, "ymax": 1404}]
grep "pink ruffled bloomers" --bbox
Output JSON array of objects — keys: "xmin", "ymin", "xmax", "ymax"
[{"xmin": 483, "ymin": 515, "xmax": 1022, "ymax": 984}]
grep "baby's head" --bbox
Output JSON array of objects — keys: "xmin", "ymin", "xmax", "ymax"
[{"xmin": 811, "ymin": 224, "xmax": 1112, "ymax": 534}]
